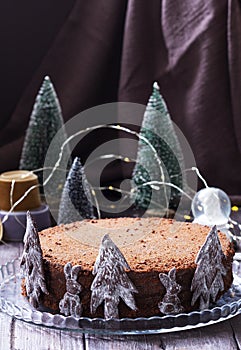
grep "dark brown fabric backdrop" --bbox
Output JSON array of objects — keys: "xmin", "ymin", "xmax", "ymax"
[{"xmin": 0, "ymin": 0, "xmax": 241, "ymax": 203}]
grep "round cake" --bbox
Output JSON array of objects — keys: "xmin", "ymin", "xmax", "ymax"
[{"xmin": 31, "ymin": 217, "xmax": 234, "ymax": 318}]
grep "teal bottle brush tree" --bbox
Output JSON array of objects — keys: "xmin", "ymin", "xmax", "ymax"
[
  {"xmin": 131, "ymin": 82, "xmax": 186, "ymax": 214},
  {"xmin": 58, "ymin": 157, "xmax": 95, "ymax": 224},
  {"xmin": 19, "ymin": 76, "xmax": 71, "ymax": 209}
]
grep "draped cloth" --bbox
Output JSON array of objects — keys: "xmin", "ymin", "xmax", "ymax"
[{"xmin": 0, "ymin": 0, "xmax": 241, "ymax": 203}]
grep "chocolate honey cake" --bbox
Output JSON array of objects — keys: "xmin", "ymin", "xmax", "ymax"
[{"xmin": 21, "ymin": 215, "xmax": 234, "ymax": 319}]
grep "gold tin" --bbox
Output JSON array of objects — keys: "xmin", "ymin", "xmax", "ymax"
[{"xmin": 0, "ymin": 170, "xmax": 41, "ymax": 211}]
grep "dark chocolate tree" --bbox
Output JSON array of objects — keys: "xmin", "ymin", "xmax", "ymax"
[
  {"xmin": 58, "ymin": 157, "xmax": 95, "ymax": 224},
  {"xmin": 191, "ymin": 225, "xmax": 227, "ymax": 310},
  {"xmin": 131, "ymin": 82, "xmax": 186, "ymax": 211},
  {"xmin": 90, "ymin": 234, "xmax": 138, "ymax": 319},
  {"xmin": 20, "ymin": 211, "xmax": 49, "ymax": 308}
]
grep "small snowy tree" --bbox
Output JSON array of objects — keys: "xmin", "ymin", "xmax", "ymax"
[
  {"xmin": 58, "ymin": 157, "xmax": 95, "ymax": 224},
  {"xmin": 90, "ymin": 234, "xmax": 138, "ymax": 319},
  {"xmin": 20, "ymin": 211, "xmax": 48, "ymax": 308},
  {"xmin": 19, "ymin": 76, "xmax": 71, "ymax": 189},
  {"xmin": 131, "ymin": 82, "xmax": 186, "ymax": 211},
  {"xmin": 191, "ymin": 225, "xmax": 227, "ymax": 310}
]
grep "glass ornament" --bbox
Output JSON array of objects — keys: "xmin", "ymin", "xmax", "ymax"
[{"xmin": 191, "ymin": 187, "xmax": 231, "ymax": 226}]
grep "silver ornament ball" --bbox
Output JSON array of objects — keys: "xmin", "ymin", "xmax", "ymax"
[{"xmin": 191, "ymin": 187, "xmax": 231, "ymax": 226}]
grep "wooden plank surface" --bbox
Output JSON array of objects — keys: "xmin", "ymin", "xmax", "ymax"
[
  {"xmin": 0, "ymin": 312, "xmax": 12, "ymax": 350},
  {"xmin": 0, "ymin": 241, "xmax": 240, "ymax": 350},
  {"xmin": 13, "ymin": 320, "xmax": 85, "ymax": 350},
  {"xmin": 85, "ymin": 319, "xmax": 240, "ymax": 350},
  {"xmin": 230, "ymin": 316, "xmax": 241, "ymax": 349}
]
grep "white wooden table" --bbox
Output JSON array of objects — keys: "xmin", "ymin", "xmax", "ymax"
[{"xmin": 0, "ymin": 242, "xmax": 241, "ymax": 350}]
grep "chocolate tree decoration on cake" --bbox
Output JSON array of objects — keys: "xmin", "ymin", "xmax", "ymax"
[
  {"xmin": 90, "ymin": 234, "xmax": 138, "ymax": 319},
  {"xmin": 19, "ymin": 76, "xmax": 71, "ymax": 189},
  {"xmin": 131, "ymin": 82, "xmax": 186, "ymax": 211},
  {"xmin": 158, "ymin": 267, "xmax": 183, "ymax": 314},
  {"xmin": 59, "ymin": 262, "xmax": 83, "ymax": 317},
  {"xmin": 58, "ymin": 157, "xmax": 95, "ymax": 224},
  {"xmin": 20, "ymin": 211, "xmax": 49, "ymax": 308},
  {"xmin": 191, "ymin": 225, "xmax": 227, "ymax": 310}
]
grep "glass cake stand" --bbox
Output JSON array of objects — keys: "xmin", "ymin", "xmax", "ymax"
[{"xmin": 0, "ymin": 257, "xmax": 241, "ymax": 335}]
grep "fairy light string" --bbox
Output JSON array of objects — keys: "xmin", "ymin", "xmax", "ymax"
[
  {"xmin": 83, "ymin": 154, "xmax": 135, "ymax": 170},
  {"xmin": 2, "ymin": 183, "xmax": 41, "ymax": 224},
  {"xmin": 190, "ymin": 167, "xmax": 209, "ymax": 188},
  {"xmin": 3, "ymin": 162, "xmax": 240, "ymax": 231},
  {"xmin": 42, "ymin": 124, "xmax": 170, "ymax": 209},
  {"xmin": 10, "ymin": 179, "xmax": 16, "ymax": 209},
  {"xmin": 2, "ymin": 122, "xmax": 193, "ymax": 225},
  {"xmin": 2, "ymin": 124, "xmax": 240, "ymax": 237}
]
